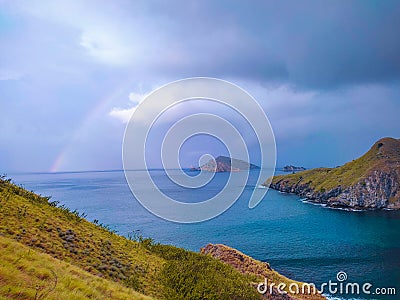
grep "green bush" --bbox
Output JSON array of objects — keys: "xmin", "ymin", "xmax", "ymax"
[{"xmin": 151, "ymin": 244, "xmax": 260, "ymax": 300}]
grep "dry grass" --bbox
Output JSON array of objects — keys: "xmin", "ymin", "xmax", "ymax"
[
  {"xmin": 0, "ymin": 176, "xmax": 266, "ymax": 299},
  {"xmin": 0, "ymin": 235, "xmax": 154, "ymax": 300},
  {"xmin": 0, "ymin": 177, "xmax": 164, "ymax": 298}
]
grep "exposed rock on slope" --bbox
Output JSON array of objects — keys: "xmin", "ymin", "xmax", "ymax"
[
  {"xmin": 267, "ymin": 137, "xmax": 400, "ymax": 210},
  {"xmin": 197, "ymin": 156, "xmax": 260, "ymax": 172},
  {"xmin": 201, "ymin": 244, "xmax": 325, "ymax": 300},
  {"xmin": 201, "ymin": 243, "xmax": 272, "ymax": 276}
]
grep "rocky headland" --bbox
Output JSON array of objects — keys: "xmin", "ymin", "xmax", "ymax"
[{"xmin": 266, "ymin": 137, "xmax": 400, "ymax": 210}]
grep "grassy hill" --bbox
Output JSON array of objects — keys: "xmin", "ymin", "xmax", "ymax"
[
  {"xmin": 0, "ymin": 175, "xmax": 325, "ymax": 299},
  {"xmin": 268, "ymin": 137, "xmax": 400, "ymax": 209},
  {"xmin": 0, "ymin": 235, "xmax": 153, "ymax": 299},
  {"xmin": 0, "ymin": 176, "xmax": 261, "ymax": 299}
]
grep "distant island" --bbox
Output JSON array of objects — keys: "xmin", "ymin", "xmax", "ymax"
[
  {"xmin": 194, "ymin": 156, "xmax": 260, "ymax": 172},
  {"xmin": 282, "ymin": 165, "xmax": 306, "ymax": 172},
  {"xmin": 266, "ymin": 137, "xmax": 400, "ymax": 210}
]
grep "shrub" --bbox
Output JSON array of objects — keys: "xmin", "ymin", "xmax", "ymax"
[{"xmin": 151, "ymin": 244, "xmax": 259, "ymax": 300}]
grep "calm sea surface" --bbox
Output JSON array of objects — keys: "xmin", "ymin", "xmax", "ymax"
[{"xmin": 11, "ymin": 170, "xmax": 400, "ymax": 299}]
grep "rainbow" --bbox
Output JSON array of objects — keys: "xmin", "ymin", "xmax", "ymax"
[{"xmin": 49, "ymin": 82, "xmax": 133, "ymax": 173}]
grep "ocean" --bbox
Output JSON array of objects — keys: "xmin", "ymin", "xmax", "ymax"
[{"xmin": 11, "ymin": 170, "xmax": 400, "ymax": 299}]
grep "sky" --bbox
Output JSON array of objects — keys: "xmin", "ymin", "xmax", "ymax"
[{"xmin": 0, "ymin": 0, "xmax": 399, "ymax": 173}]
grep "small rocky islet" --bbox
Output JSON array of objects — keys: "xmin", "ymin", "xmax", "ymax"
[
  {"xmin": 283, "ymin": 165, "xmax": 306, "ymax": 172},
  {"xmin": 195, "ymin": 155, "xmax": 260, "ymax": 172}
]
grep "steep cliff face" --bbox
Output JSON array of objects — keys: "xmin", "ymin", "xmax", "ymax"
[{"xmin": 268, "ymin": 138, "xmax": 400, "ymax": 210}]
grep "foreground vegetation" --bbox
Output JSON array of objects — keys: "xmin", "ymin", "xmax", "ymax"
[
  {"xmin": 0, "ymin": 176, "xmax": 260, "ymax": 299},
  {"xmin": 0, "ymin": 175, "xmax": 328, "ymax": 299},
  {"xmin": 0, "ymin": 235, "xmax": 153, "ymax": 299}
]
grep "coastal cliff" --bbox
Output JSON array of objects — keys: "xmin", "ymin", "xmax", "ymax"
[{"xmin": 267, "ymin": 137, "xmax": 400, "ymax": 210}]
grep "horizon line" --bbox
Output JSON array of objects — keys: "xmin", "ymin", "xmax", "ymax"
[{"xmin": 4, "ymin": 166, "xmax": 299, "ymax": 176}]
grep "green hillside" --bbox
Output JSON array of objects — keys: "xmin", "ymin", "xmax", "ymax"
[
  {"xmin": 0, "ymin": 175, "xmax": 329, "ymax": 299},
  {"xmin": 268, "ymin": 137, "xmax": 400, "ymax": 209},
  {"xmin": 0, "ymin": 235, "xmax": 153, "ymax": 300},
  {"xmin": 0, "ymin": 176, "xmax": 260, "ymax": 299}
]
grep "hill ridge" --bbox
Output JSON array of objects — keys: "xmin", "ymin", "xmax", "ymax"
[
  {"xmin": 0, "ymin": 176, "xmax": 323, "ymax": 299},
  {"xmin": 267, "ymin": 137, "xmax": 400, "ymax": 210}
]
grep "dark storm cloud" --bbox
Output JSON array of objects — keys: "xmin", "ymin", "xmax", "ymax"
[
  {"xmin": 1, "ymin": 0, "xmax": 399, "ymax": 172},
  {"xmin": 144, "ymin": 0, "xmax": 400, "ymax": 89}
]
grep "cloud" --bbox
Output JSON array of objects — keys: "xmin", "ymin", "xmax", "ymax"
[
  {"xmin": 79, "ymin": 30, "xmax": 134, "ymax": 65},
  {"xmin": 109, "ymin": 107, "xmax": 136, "ymax": 123},
  {"xmin": 6, "ymin": 0, "xmax": 400, "ymax": 89},
  {"xmin": 128, "ymin": 92, "xmax": 143, "ymax": 104},
  {"xmin": 109, "ymin": 92, "xmax": 148, "ymax": 123},
  {"xmin": 9, "ymin": 0, "xmax": 142, "ymax": 66},
  {"xmin": 1, "ymin": 0, "xmax": 400, "ymax": 172}
]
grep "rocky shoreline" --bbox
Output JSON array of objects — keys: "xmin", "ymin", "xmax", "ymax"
[
  {"xmin": 270, "ymin": 171, "xmax": 400, "ymax": 210},
  {"xmin": 267, "ymin": 138, "xmax": 400, "ymax": 210},
  {"xmin": 270, "ymin": 168, "xmax": 400, "ymax": 210}
]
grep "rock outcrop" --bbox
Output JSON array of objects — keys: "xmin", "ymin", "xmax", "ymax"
[
  {"xmin": 268, "ymin": 137, "xmax": 400, "ymax": 210},
  {"xmin": 201, "ymin": 244, "xmax": 325, "ymax": 300},
  {"xmin": 201, "ymin": 243, "xmax": 272, "ymax": 276},
  {"xmin": 283, "ymin": 165, "xmax": 306, "ymax": 172}
]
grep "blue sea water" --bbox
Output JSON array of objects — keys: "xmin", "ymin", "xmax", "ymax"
[{"xmin": 11, "ymin": 170, "xmax": 400, "ymax": 299}]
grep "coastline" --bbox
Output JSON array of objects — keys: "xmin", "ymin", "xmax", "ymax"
[{"xmin": 274, "ymin": 187, "xmax": 396, "ymax": 212}]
